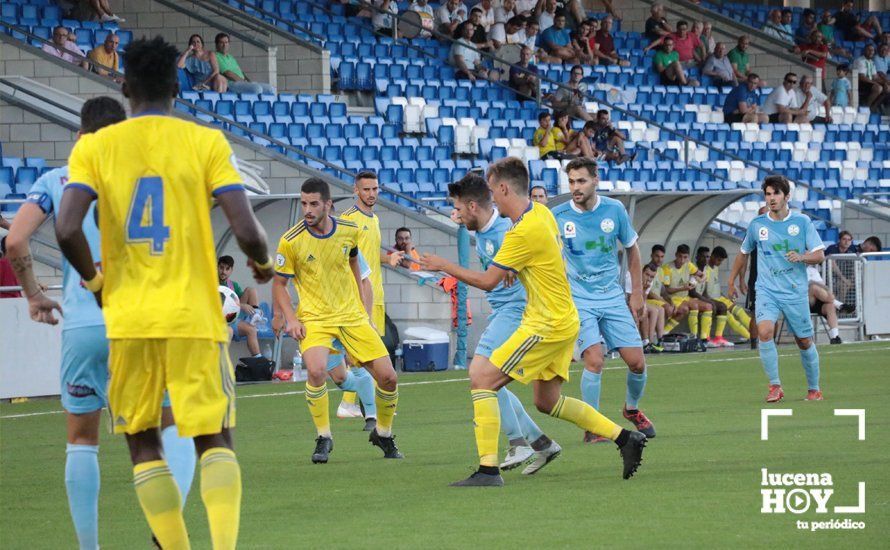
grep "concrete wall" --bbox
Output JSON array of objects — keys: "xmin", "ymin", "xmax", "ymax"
[
  {"xmin": 842, "ymin": 204, "xmax": 890, "ymax": 245},
  {"xmin": 0, "ymin": 102, "xmax": 76, "ymax": 164},
  {"xmin": 114, "ymin": 0, "xmax": 329, "ymax": 93}
]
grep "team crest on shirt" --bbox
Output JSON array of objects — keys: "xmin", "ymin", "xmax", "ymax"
[
  {"xmin": 564, "ymin": 221, "xmax": 576, "ymax": 238},
  {"xmin": 600, "ymin": 218, "xmax": 615, "ymax": 233},
  {"xmin": 759, "ymin": 227, "xmax": 769, "ymax": 241},
  {"xmin": 485, "ymin": 240, "xmax": 495, "ymax": 255},
  {"xmin": 788, "ymin": 224, "xmax": 800, "ymax": 236},
  {"xmin": 276, "ymin": 253, "xmax": 286, "ymax": 267}
]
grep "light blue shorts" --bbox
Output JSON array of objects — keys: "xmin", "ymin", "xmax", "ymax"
[
  {"xmin": 60, "ymin": 326, "xmax": 108, "ymax": 414},
  {"xmin": 326, "ymin": 339, "xmax": 347, "ymax": 371},
  {"xmin": 577, "ymin": 302, "xmax": 642, "ymax": 354},
  {"xmin": 756, "ymin": 291, "xmax": 813, "ymax": 339},
  {"xmin": 476, "ymin": 305, "xmax": 525, "ymax": 358}
]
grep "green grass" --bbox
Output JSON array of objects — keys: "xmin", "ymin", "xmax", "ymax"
[{"xmin": 2, "ymin": 342, "xmax": 889, "ymax": 548}]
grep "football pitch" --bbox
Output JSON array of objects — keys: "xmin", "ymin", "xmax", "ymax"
[{"xmin": 1, "ymin": 342, "xmax": 888, "ymax": 548}]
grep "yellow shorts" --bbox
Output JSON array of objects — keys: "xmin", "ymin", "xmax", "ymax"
[
  {"xmin": 647, "ymin": 298, "xmax": 666, "ymax": 307},
  {"xmin": 302, "ymin": 320, "xmax": 388, "ymax": 364},
  {"xmin": 108, "ymin": 339, "xmax": 235, "ymax": 438},
  {"xmin": 372, "ymin": 304, "xmax": 386, "ymax": 336},
  {"xmin": 671, "ymin": 296, "xmax": 692, "ymax": 308},
  {"xmin": 715, "ymin": 296, "xmax": 735, "ymax": 308},
  {"xmin": 489, "ymin": 326, "xmax": 577, "ymax": 385}
]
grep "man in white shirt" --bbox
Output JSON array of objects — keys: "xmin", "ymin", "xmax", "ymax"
[
  {"xmin": 853, "ymin": 44, "xmax": 887, "ymax": 109},
  {"xmin": 476, "ymin": 0, "xmax": 496, "ymax": 32},
  {"xmin": 796, "ymin": 76, "xmax": 832, "ymax": 123},
  {"xmin": 702, "ymin": 42, "xmax": 736, "ymax": 87},
  {"xmin": 762, "ymin": 72, "xmax": 809, "ymax": 123},
  {"xmin": 490, "ymin": 16, "xmax": 526, "ymax": 49},
  {"xmin": 535, "ymin": 0, "xmax": 557, "ymax": 31},
  {"xmin": 451, "ymin": 22, "xmax": 492, "ymax": 81},
  {"xmin": 372, "ymin": 0, "xmax": 398, "ymax": 36},
  {"xmin": 437, "ymin": 0, "xmax": 468, "ymax": 35},
  {"xmin": 409, "ymin": 0, "xmax": 435, "ymax": 37}
]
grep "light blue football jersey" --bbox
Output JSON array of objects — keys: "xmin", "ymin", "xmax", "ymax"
[
  {"xmin": 475, "ymin": 210, "xmax": 526, "ymax": 311},
  {"xmin": 741, "ymin": 211, "xmax": 824, "ymax": 298},
  {"xmin": 552, "ymin": 195, "xmax": 638, "ymax": 305},
  {"xmin": 26, "ymin": 166, "xmax": 104, "ymax": 330}
]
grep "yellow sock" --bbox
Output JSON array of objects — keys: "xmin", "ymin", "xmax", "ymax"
[
  {"xmin": 200, "ymin": 448, "xmax": 241, "ymax": 550},
  {"xmin": 664, "ymin": 318, "xmax": 679, "ymax": 334},
  {"xmin": 470, "ymin": 389, "xmax": 500, "ymax": 467},
  {"xmin": 688, "ymin": 310, "xmax": 699, "ymax": 336},
  {"xmin": 305, "ymin": 382, "xmax": 331, "ymax": 437},
  {"xmin": 341, "ymin": 391, "xmax": 357, "ymax": 405},
  {"xmin": 550, "ymin": 395, "xmax": 622, "ymax": 440},
  {"xmin": 732, "ymin": 305, "xmax": 752, "ymax": 327},
  {"xmin": 374, "ymin": 386, "xmax": 398, "ymax": 437},
  {"xmin": 714, "ymin": 315, "xmax": 728, "ymax": 337},
  {"xmin": 133, "ymin": 460, "xmax": 189, "ymax": 550},
  {"xmin": 700, "ymin": 311, "xmax": 713, "ymax": 339},
  {"xmin": 727, "ymin": 313, "xmax": 751, "ymax": 339}
]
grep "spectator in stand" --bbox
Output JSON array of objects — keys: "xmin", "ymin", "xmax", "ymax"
[
  {"xmin": 723, "ymin": 73, "xmax": 767, "ymax": 123},
  {"xmin": 490, "ymin": 15, "xmax": 527, "ymax": 50},
  {"xmin": 535, "ymin": 0, "xmax": 558, "ymax": 32},
  {"xmin": 831, "ymin": 63, "xmax": 852, "ymax": 108},
  {"xmin": 691, "ymin": 21, "xmax": 715, "ymax": 56},
  {"xmin": 450, "ymin": 22, "xmax": 494, "ymax": 81},
  {"xmin": 530, "ymin": 185, "xmax": 549, "ymax": 204},
  {"xmin": 392, "ymin": 228, "xmax": 421, "ymax": 270},
  {"xmin": 540, "ymin": 12, "xmax": 579, "ymax": 63},
  {"xmin": 797, "ymin": 75, "xmax": 832, "ymax": 123},
  {"xmin": 436, "ymin": 0, "xmax": 468, "ymax": 35},
  {"xmin": 524, "ymin": 18, "xmax": 542, "ymax": 54},
  {"xmin": 455, "ymin": 8, "xmax": 492, "ymax": 51},
  {"xmin": 340, "ymin": 0, "xmax": 370, "ymax": 18},
  {"xmin": 85, "ymin": 0, "xmax": 124, "ymax": 23},
  {"xmin": 817, "ymin": 9, "xmax": 852, "ymax": 59},
  {"xmin": 0, "ymin": 256, "xmax": 22, "ymax": 298},
  {"xmin": 653, "ymin": 37, "xmax": 698, "ymax": 86},
  {"xmin": 876, "ymin": 43, "xmax": 890, "ymax": 80},
  {"xmin": 554, "ymin": 110, "xmax": 577, "ymax": 151},
  {"xmin": 547, "ymin": 65, "xmax": 591, "ymax": 120},
  {"xmin": 533, "ymin": 111, "xmax": 568, "ymax": 160},
  {"xmin": 565, "ymin": 120, "xmax": 599, "ymax": 159},
  {"xmin": 762, "ymin": 9, "xmax": 789, "ymax": 42},
  {"xmin": 807, "ymin": 266, "xmax": 843, "ymax": 344},
  {"xmin": 644, "ymin": 3, "xmax": 672, "ymax": 45},
  {"xmin": 515, "ymin": 0, "xmax": 537, "ymax": 17},
  {"xmin": 854, "ymin": 44, "xmax": 888, "ymax": 110},
  {"xmin": 214, "ymin": 33, "xmax": 275, "ymax": 95},
  {"xmin": 494, "ymin": 0, "xmax": 518, "ymax": 24},
  {"xmin": 509, "ymin": 45, "xmax": 539, "ymax": 100},
  {"xmin": 825, "ymin": 230, "xmax": 859, "ymax": 256},
  {"xmin": 218, "ymin": 255, "xmax": 264, "ymax": 358},
  {"xmin": 794, "ymin": 9, "xmax": 818, "ymax": 46},
  {"xmin": 591, "ymin": 15, "xmax": 629, "ymax": 66},
  {"xmin": 88, "ymin": 32, "xmax": 121, "ymax": 81},
  {"xmin": 779, "ymin": 9, "xmax": 795, "ymax": 39},
  {"xmin": 728, "ymin": 35, "xmax": 754, "ymax": 83},
  {"xmin": 834, "ymin": 0, "xmax": 883, "ymax": 42},
  {"xmin": 671, "ymin": 19, "xmax": 705, "ymax": 67},
  {"xmin": 178, "ymin": 34, "xmax": 226, "ymax": 92},
  {"xmin": 372, "ymin": 0, "xmax": 398, "ymax": 37},
  {"xmin": 703, "ymin": 42, "xmax": 737, "ymax": 88},
  {"xmin": 797, "ymin": 31, "xmax": 830, "ymax": 73},
  {"xmin": 476, "ymin": 0, "xmax": 496, "ymax": 32},
  {"xmin": 409, "ymin": 0, "xmax": 435, "ymax": 40},
  {"xmin": 43, "ymin": 26, "xmax": 88, "ymax": 69},
  {"xmin": 860, "ymin": 236, "xmax": 882, "ymax": 253},
  {"xmin": 591, "ymin": 109, "xmax": 635, "ymax": 164},
  {"xmin": 763, "ymin": 72, "xmax": 809, "ymax": 123},
  {"xmin": 569, "ymin": 18, "xmax": 595, "ymax": 64}
]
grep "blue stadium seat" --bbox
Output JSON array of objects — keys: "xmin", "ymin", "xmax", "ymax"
[{"xmin": 14, "ymin": 167, "xmax": 38, "ymax": 191}]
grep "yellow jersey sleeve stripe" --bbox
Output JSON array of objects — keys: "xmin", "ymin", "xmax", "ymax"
[
  {"xmin": 275, "ymin": 271, "xmax": 295, "ymax": 278},
  {"xmin": 491, "ymin": 260, "xmax": 518, "ymax": 273},
  {"xmin": 336, "ymin": 218, "xmax": 359, "ymax": 228},
  {"xmin": 211, "ymin": 183, "xmax": 245, "ymax": 196},
  {"xmin": 283, "ymin": 224, "xmax": 306, "ymax": 241},
  {"xmin": 66, "ymin": 183, "xmax": 98, "ymax": 197}
]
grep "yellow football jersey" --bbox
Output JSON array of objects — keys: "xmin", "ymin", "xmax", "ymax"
[
  {"xmin": 703, "ymin": 265, "xmax": 721, "ymax": 297},
  {"xmin": 275, "ymin": 217, "xmax": 367, "ymax": 325},
  {"xmin": 492, "ymin": 202, "xmax": 578, "ymax": 338},
  {"xmin": 66, "ymin": 114, "xmax": 241, "ymax": 341},
  {"xmin": 341, "ymin": 205, "xmax": 384, "ymax": 306},
  {"xmin": 658, "ymin": 261, "xmax": 699, "ymax": 299}
]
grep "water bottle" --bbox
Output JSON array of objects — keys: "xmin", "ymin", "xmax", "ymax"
[{"xmin": 292, "ymin": 350, "xmax": 304, "ymax": 381}]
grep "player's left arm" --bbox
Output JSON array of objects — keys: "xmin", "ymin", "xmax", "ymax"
[
  {"xmin": 5, "ymin": 202, "xmax": 62, "ymax": 324},
  {"xmin": 56, "ymin": 186, "xmax": 102, "ymax": 305}
]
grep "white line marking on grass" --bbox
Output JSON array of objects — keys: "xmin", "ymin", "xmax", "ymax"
[{"xmin": 3, "ymin": 345, "xmax": 888, "ymax": 420}]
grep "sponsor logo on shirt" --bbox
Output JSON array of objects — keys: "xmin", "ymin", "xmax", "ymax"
[{"xmin": 563, "ymin": 221, "xmax": 576, "ymax": 238}]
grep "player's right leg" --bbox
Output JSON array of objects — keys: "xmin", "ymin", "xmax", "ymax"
[
  {"xmin": 781, "ymin": 298, "xmax": 822, "ymax": 399},
  {"xmin": 235, "ymin": 320, "xmax": 260, "ymax": 356},
  {"xmin": 60, "ymin": 326, "xmax": 107, "ymax": 550},
  {"xmin": 109, "ymin": 339, "xmax": 189, "ymax": 550},
  {"xmin": 754, "ymin": 294, "xmax": 784, "ymax": 403}
]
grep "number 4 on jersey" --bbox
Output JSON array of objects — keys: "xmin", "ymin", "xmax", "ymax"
[{"xmin": 126, "ymin": 176, "xmax": 170, "ymax": 254}]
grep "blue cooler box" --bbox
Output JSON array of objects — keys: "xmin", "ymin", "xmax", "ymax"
[{"xmin": 401, "ymin": 340, "xmax": 449, "ymax": 372}]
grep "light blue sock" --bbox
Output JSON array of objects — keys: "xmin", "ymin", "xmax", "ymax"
[
  {"xmin": 507, "ymin": 389, "xmax": 544, "ymax": 442},
  {"xmin": 625, "ymin": 370, "xmax": 647, "ymax": 410},
  {"xmin": 799, "ymin": 345, "xmax": 820, "ymax": 390},
  {"xmin": 352, "ymin": 368, "xmax": 377, "ymax": 418},
  {"xmin": 65, "ymin": 443, "xmax": 100, "ymax": 550},
  {"xmin": 497, "ymin": 387, "xmax": 525, "ymax": 441},
  {"xmin": 581, "ymin": 369, "xmax": 602, "ymax": 410},
  {"xmin": 337, "ymin": 369, "xmax": 359, "ymax": 392},
  {"xmin": 161, "ymin": 425, "xmax": 196, "ymax": 507},
  {"xmin": 759, "ymin": 339, "xmax": 781, "ymax": 385}
]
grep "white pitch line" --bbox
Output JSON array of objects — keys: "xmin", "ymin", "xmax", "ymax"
[{"xmin": 2, "ymin": 344, "xmax": 887, "ymax": 420}]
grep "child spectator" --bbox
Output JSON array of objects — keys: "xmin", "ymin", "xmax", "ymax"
[
  {"xmin": 831, "ymin": 64, "xmax": 851, "ymax": 107},
  {"xmin": 533, "ymin": 111, "xmax": 566, "ymax": 160}
]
